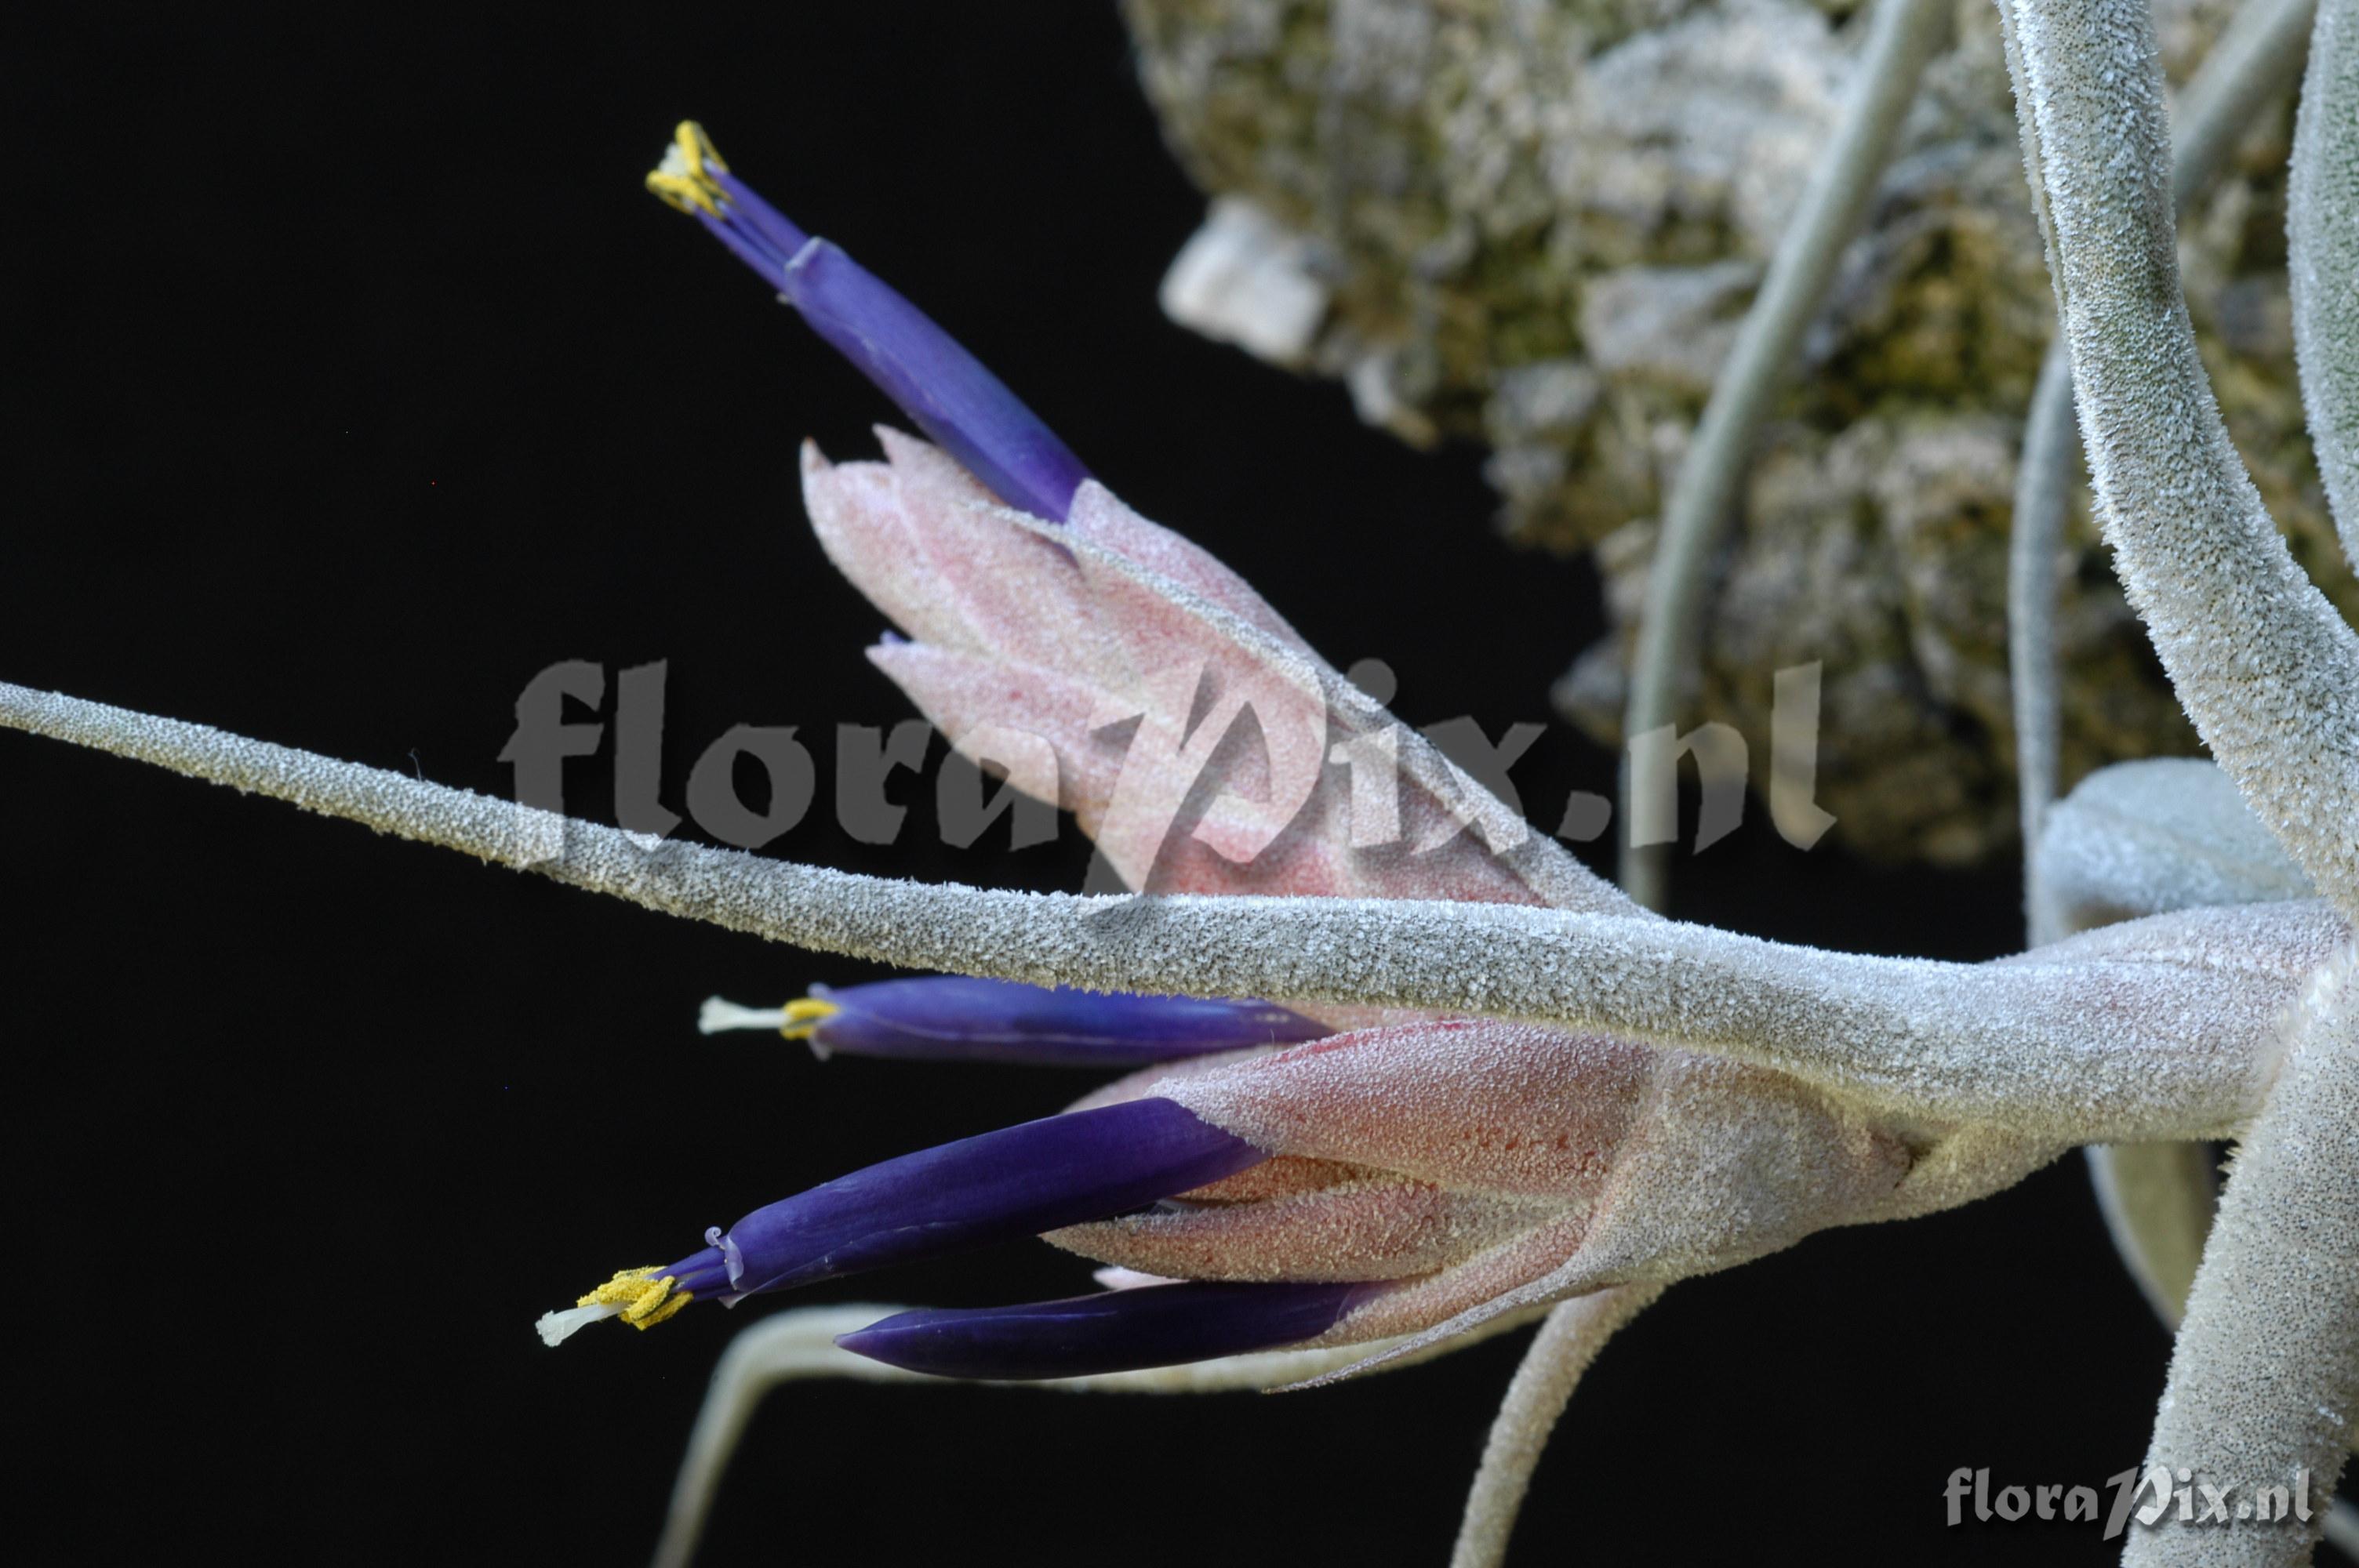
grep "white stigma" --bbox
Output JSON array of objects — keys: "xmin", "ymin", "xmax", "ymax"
[
  {"xmin": 699, "ymin": 996, "xmax": 788, "ymax": 1036},
  {"xmin": 536, "ymin": 1303, "xmax": 623, "ymax": 1348}
]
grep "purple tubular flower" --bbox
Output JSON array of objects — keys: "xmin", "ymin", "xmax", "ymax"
[
  {"xmin": 787, "ymin": 976, "xmax": 1331, "ymax": 1066},
  {"xmin": 647, "ymin": 122, "xmax": 1092, "ymax": 522},
  {"xmin": 836, "ymin": 1279, "xmax": 1391, "ymax": 1381},
  {"xmin": 781, "ymin": 241, "xmax": 1092, "ymax": 523},
  {"xmin": 679, "ymin": 1097, "xmax": 1264, "ymax": 1300}
]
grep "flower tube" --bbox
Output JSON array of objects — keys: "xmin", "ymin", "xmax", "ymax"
[
  {"xmin": 538, "ymin": 1097, "xmax": 1266, "ymax": 1345},
  {"xmin": 700, "ymin": 975, "xmax": 1330, "ymax": 1067},
  {"xmin": 647, "ymin": 121, "xmax": 1091, "ymax": 522}
]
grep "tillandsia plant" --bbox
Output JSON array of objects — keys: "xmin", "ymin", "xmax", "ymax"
[{"xmin": 5, "ymin": 0, "xmax": 2357, "ymax": 1564}]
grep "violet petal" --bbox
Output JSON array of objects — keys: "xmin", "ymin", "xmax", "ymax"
[
  {"xmin": 777, "ymin": 238, "xmax": 1091, "ymax": 522},
  {"xmin": 718, "ymin": 1098, "xmax": 1264, "ymax": 1298},
  {"xmin": 835, "ymin": 1279, "xmax": 1389, "ymax": 1381},
  {"xmin": 649, "ymin": 123, "xmax": 1090, "ymax": 521},
  {"xmin": 806, "ymin": 976, "xmax": 1329, "ymax": 1066}
]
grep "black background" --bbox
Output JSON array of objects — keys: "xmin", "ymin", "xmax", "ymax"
[{"xmin": 4, "ymin": 5, "xmax": 2222, "ymax": 1563}]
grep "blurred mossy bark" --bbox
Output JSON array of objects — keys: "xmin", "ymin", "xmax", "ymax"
[{"xmin": 1124, "ymin": 0, "xmax": 2354, "ymax": 863}]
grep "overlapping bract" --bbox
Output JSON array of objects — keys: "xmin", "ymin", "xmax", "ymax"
[{"xmin": 803, "ymin": 427, "xmax": 1584, "ymax": 906}]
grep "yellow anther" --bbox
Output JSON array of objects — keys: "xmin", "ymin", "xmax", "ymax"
[
  {"xmin": 645, "ymin": 120, "xmax": 732, "ymax": 218},
  {"xmin": 576, "ymin": 1266, "xmax": 693, "ymax": 1330},
  {"xmin": 780, "ymin": 996, "xmax": 842, "ymax": 1041}
]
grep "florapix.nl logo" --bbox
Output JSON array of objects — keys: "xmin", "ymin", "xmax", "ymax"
[
  {"xmin": 1944, "ymin": 1464, "xmax": 2323, "ymax": 1541},
  {"xmin": 489, "ymin": 655, "xmax": 1841, "ymax": 884}
]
